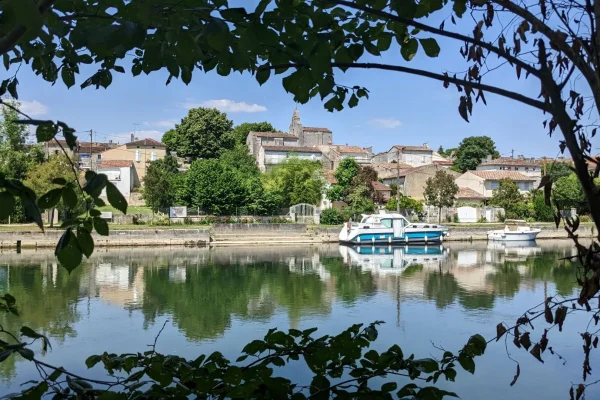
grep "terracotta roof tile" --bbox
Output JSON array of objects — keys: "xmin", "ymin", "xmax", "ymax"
[
  {"xmin": 468, "ymin": 170, "xmax": 536, "ymax": 180},
  {"xmin": 333, "ymin": 145, "xmax": 370, "ymax": 154},
  {"xmin": 249, "ymin": 131, "xmax": 298, "ymax": 138},
  {"xmin": 371, "ymin": 181, "xmax": 391, "ymax": 191},
  {"xmin": 457, "ymin": 187, "xmax": 485, "ymax": 199},
  {"xmin": 262, "ymin": 145, "xmax": 322, "ymax": 153},
  {"xmin": 303, "ymin": 127, "xmax": 332, "ymax": 132},
  {"xmin": 98, "ymin": 160, "xmax": 133, "ymax": 168},
  {"xmin": 433, "ymin": 160, "xmax": 453, "ymax": 165},
  {"xmin": 480, "ymin": 157, "xmax": 540, "ymax": 166},
  {"xmin": 126, "ymin": 138, "xmax": 165, "ymax": 147}
]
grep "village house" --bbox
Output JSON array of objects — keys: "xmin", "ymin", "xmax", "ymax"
[
  {"xmin": 246, "ymin": 131, "xmax": 299, "ymax": 156},
  {"xmin": 258, "ymin": 146, "xmax": 322, "ymax": 172},
  {"xmin": 380, "ymin": 164, "xmax": 459, "ymax": 200},
  {"xmin": 476, "ymin": 155, "xmax": 542, "ymax": 185},
  {"xmin": 100, "ymin": 136, "xmax": 167, "ymax": 182},
  {"xmin": 455, "ymin": 187, "xmax": 486, "ymax": 205},
  {"xmin": 371, "ymin": 181, "xmax": 392, "ymax": 204},
  {"xmin": 77, "ymin": 140, "xmax": 118, "ymax": 170},
  {"xmin": 372, "ymin": 144, "xmax": 434, "ymax": 167},
  {"xmin": 455, "ymin": 170, "xmax": 536, "ymax": 198},
  {"xmin": 318, "ymin": 145, "xmax": 373, "ymax": 170},
  {"xmin": 97, "ymin": 160, "xmax": 138, "ymax": 198}
]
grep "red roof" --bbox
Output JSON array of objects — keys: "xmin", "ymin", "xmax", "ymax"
[
  {"xmin": 468, "ymin": 170, "xmax": 536, "ymax": 180},
  {"xmin": 373, "ymin": 162, "xmax": 413, "ymax": 170},
  {"xmin": 333, "ymin": 145, "xmax": 370, "ymax": 154},
  {"xmin": 371, "ymin": 181, "xmax": 391, "ymax": 192},
  {"xmin": 457, "ymin": 187, "xmax": 485, "ymax": 199},
  {"xmin": 126, "ymin": 138, "xmax": 165, "ymax": 147},
  {"xmin": 263, "ymin": 145, "xmax": 322, "ymax": 153},
  {"xmin": 249, "ymin": 131, "xmax": 298, "ymax": 139},
  {"xmin": 98, "ymin": 160, "xmax": 133, "ymax": 168},
  {"xmin": 433, "ymin": 160, "xmax": 453, "ymax": 165},
  {"xmin": 303, "ymin": 127, "xmax": 332, "ymax": 133}
]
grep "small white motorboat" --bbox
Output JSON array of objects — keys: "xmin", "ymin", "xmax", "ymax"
[{"xmin": 487, "ymin": 219, "xmax": 541, "ymax": 242}]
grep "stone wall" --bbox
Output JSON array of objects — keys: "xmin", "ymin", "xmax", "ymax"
[
  {"xmin": 445, "ymin": 224, "xmax": 596, "ymax": 241},
  {"xmin": 0, "ymin": 229, "xmax": 211, "ymax": 249}
]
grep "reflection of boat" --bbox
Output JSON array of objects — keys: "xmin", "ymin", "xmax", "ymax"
[
  {"xmin": 486, "ymin": 240, "xmax": 542, "ymax": 261},
  {"xmin": 339, "ymin": 213, "xmax": 449, "ymax": 244},
  {"xmin": 487, "ymin": 220, "xmax": 541, "ymax": 241},
  {"xmin": 339, "ymin": 245, "xmax": 448, "ymax": 274}
]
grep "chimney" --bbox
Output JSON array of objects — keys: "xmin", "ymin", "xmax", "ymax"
[
  {"xmin": 109, "ymin": 139, "xmax": 112, "ymax": 144},
  {"xmin": 130, "ymin": 133, "xmax": 134, "ymax": 142},
  {"xmin": 423, "ymin": 142, "xmax": 429, "ymax": 148},
  {"xmin": 518, "ymin": 154, "xmax": 525, "ymax": 160}
]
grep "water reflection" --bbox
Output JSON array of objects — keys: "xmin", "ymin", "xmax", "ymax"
[{"xmin": 0, "ymin": 241, "xmax": 582, "ymax": 391}]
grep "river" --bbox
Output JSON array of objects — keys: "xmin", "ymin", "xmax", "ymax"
[{"xmin": 0, "ymin": 240, "xmax": 596, "ymax": 399}]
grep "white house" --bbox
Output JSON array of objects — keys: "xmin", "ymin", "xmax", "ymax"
[
  {"xmin": 372, "ymin": 144, "xmax": 433, "ymax": 167},
  {"xmin": 455, "ymin": 170, "xmax": 536, "ymax": 198},
  {"xmin": 97, "ymin": 160, "xmax": 138, "ymax": 198},
  {"xmin": 258, "ymin": 146, "xmax": 322, "ymax": 172},
  {"xmin": 476, "ymin": 156, "xmax": 542, "ymax": 185}
]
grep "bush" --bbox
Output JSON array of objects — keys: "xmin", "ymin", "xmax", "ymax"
[
  {"xmin": 320, "ymin": 208, "xmax": 346, "ymax": 225},
  {"xmin": 478, "ymin": 216, "xmax": 487, "ymax": 223},
  {"xmin": 453, "ymin": 213, "xmax": 459, "ymax": 223}
]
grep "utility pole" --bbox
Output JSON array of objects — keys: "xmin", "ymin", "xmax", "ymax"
[
  {"xmin": 89, "ymin": 129, "xmax": 93, "ymax": 171},
  {"xmin": 511, "ymin": 149, "xmax": 515, "ymax": 158}
]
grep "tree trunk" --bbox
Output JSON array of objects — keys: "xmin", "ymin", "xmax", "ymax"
[{"xmin": 438, "ymin": 207, "xmax": 442, "ymax": 223}]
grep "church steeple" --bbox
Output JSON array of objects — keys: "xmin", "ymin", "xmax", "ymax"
[{"xmin": 289, "ymin": 107, "xmax": 303, "ymax": 141}]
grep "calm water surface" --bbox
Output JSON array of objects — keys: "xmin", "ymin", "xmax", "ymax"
[{"xmin": 0, "ymin": 241, "xmax": 596, "ymax": 399}]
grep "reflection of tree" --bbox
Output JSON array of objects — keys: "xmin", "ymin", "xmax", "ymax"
[
  {"xmin": 457, "ymin": 292, "xmax": 495, "ymax": 310},
  {"xmin": 486, "ymin": 265, "xmax": 521, "ymax": 298},
  {"xmin": 320, "ymin": 257, "xmax": 376, "ymax": 304},
  {"xmin": 0, "ymin": 262, "xmax": 84, "ymax": 382},
  {"xmin": 424, "ymin": 271, "xmax": 460, "ymax": 309},
  {"xmin": 525, "ymin": 252, "xmax": 579, "ymax": 296},
  {"xmin": 141, "ymin": 262, "xmax": 331, "ymax": 341}
]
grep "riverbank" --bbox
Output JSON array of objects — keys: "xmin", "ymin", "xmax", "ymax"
[{"xmin": 0, "ymin": 222, "xmax": 595, "ymax": 248}]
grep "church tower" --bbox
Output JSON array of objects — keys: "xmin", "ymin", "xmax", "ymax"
[{"xmin": 289, "ymin": 107, "xmax": 304, "ymax": 145}]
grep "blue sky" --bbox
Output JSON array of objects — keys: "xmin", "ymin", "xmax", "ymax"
[{"xmin": 12, "ymin": 10, "xmax": 580, "ymax": 158}]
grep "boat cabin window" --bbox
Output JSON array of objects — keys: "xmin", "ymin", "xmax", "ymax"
[{"xmin": 380, "ymin": 219, "xmax": 392, "ymax": 228}]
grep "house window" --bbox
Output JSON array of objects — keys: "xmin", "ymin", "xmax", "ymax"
[
  {"xmin": 135, "ymin": 150, "xmax": 141, "ymax": 162},
  {"xmin": 406, "ymin": 154, "xmax": 412, "ymax": 162},
  {"xmin": 54, "ymin": 150, "xmax": 59, "ymax": 155},
  {"xmin": 515, "ymin": 167, "xmax": 519, "ymax": 171},
  {"xmin": 151, "ymin": 151, "xmax": 157, "ymax": 161},
  {"xmin": 97, "ymin": 154, "xmax": 101, "ymax": 160},
  {"xmin": 490, "ymin": 181, "xmax": 499, "ymax": 190},
  {"xmin": 274, "ymin": 138, "xmax": 283, "ymax": 146},
  {"xmin": 422, "ymin": 155, "xmax": 426, "ymax": 163}
]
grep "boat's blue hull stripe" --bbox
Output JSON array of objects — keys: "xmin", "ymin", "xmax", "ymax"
[{"xmin": 343, "ymin": 231, "xmax": 444, "ymax": 243}]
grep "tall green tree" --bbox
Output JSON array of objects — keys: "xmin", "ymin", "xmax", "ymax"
[
  {"xmin": 553, "ymin": 173, "xmax": 586, "ymax": 211},
  {"xmin": 161, "ymin": 129, "xmax": 178, "ymax": 154},
  {"xmin": 546, "ymin": 162, "xmax": 573, "ymax": 182},
  {"xmin": 230, "ymin": 122, "xmax": 276, "ymax": 147},
  {"xmin": 183, "ymin": 159, "xmax": 248, "ymax": 215},
  {"xmin": 263, "ymin": 158, "xmax": 324, "ymax": 206},
  {"xmin": 490, "ymin": 179, "xmax": 524, "ymax": 219},
  {"xmin": 142, "ymin": 156, "xmax": 181, "ymax": 212},
  {"xmin": 453, "ymin": 136, "xmax": 500, "ymax": 172},
  {"xmin": 168, "ymin": 108, "xmax": 234, "ymax": 160},
  {"xmin": 423, "ymin": 170, "xmax": 459, "ymax": 222}
]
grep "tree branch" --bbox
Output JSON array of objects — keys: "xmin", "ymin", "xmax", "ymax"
[
  {"xmin": 329, "ymin": 0, "xmax": 541, "ymax": 79},
  {"xmin": 0, "ymin": 0, "xmax": 57, "ymax": 56},
  {"xmin": 264, "ymin": 62, "xmax": 552, "ymax": 112}
]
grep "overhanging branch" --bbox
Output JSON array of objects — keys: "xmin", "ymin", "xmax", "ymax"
[
  {"xmin": 0, "ymin": 0, "xmax": 57, "ymax": 56},
  {"xmin": 264, "ymin": 62, "xmax": 552, "ymax": 112},
  {"xmin": 329, "ymin": 0, "xmax": 541, "ymax": 79}
]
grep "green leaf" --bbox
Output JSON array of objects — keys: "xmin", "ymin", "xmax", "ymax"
[
  {"xmin": 453, "ymin": 0, "xmax": 467, "ymax": 17},
  {"xmin": 205, "ymin": 18, "xmax": 230, "ymax": 52},
  {"xmin": 94, "ymin": 197, "xmax": 106, "ymax": 207},
  {"xmin": 57, "ymin": 121, "xmax": 77, "ymax": 150},
  {"xmin": 77, "ymin": 226, "xmax": 94, "ymax": 258},
  {"xmin": 416, "ymin": 387, "xmax": 459, "ymax": 399},
  {"xmin": 382, "ymin": 382, "xmax": 397, "ymax": 392},
  {"xmin": 93, "ymin": 217, "xmax": 109, "ymax": 236},
  {"xmin": 85, "ymin": 355, "xmax": 102, "ymax": 369},
  {"xmin": 55, "ymin": 228, "xmax": 82, "ymax": 272},
  {"xmin": 7, "ymin": 78, "xmax": 18, "ymax": 99},
  {"xmin": 458, "ymin": 356, "xmax": 475, "ymax": 374},
  {"xmin": 62, "ymin": 186, "xmax": 78, "ymax": 208},
  {"xmin": 0, "ymin": 192, "xmax": 15, "ymax": 220},
  {"xmin": 52, "ymin": 178, "xmax": 67, "ymax": 185},
  {"xmin": 48, "ymin": 368, "xmax": 63, "ymax": 382},
  {"xmin": 256, "ymin": 67, "xmax": 271, "ymax": 85},
  {"xmin": 401, "ymin": 38, "xmax": 418, "ymax": 61},
  {"xmin": 36, "ymin": 123, "xmax": 58, "ymax": 142},
  {"xmin": 9, "ymin": 0, "xmax": 43, "ymax": 31},
  {"xmin": 415, "ymin": 358, "xmax": 439, "ymax": 373},
  {"xmin": 377, "ymin": 32, "xmax": 393, "ymax": 51},
  {"xmin": 20, "ymin": 326, "xmax": 42, "ymax": 339},
  {"xmin": 61, "ymin": 67, "xmax": 75, "ymax": 88},
  {"xmin": 106, "ymin": 181, "xmax": 127, "ymax": 214},
  {"xmin": 419, "ymin": 38, "xmax": 441, "ymax": 57},
  {"xmin": 0, "ymin": 350, "xmax": 13, "ymax": 362},
  {"xmin": 38, "ymin": 188, "xmax": 62, "ymax": 210},
  {"xmin": 83, "ymin": 173, "xmax": 108, "ymax": 198},
  {"xmin": 18, "ymin": 348, "xmax": 34, "ymax": 361}
]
